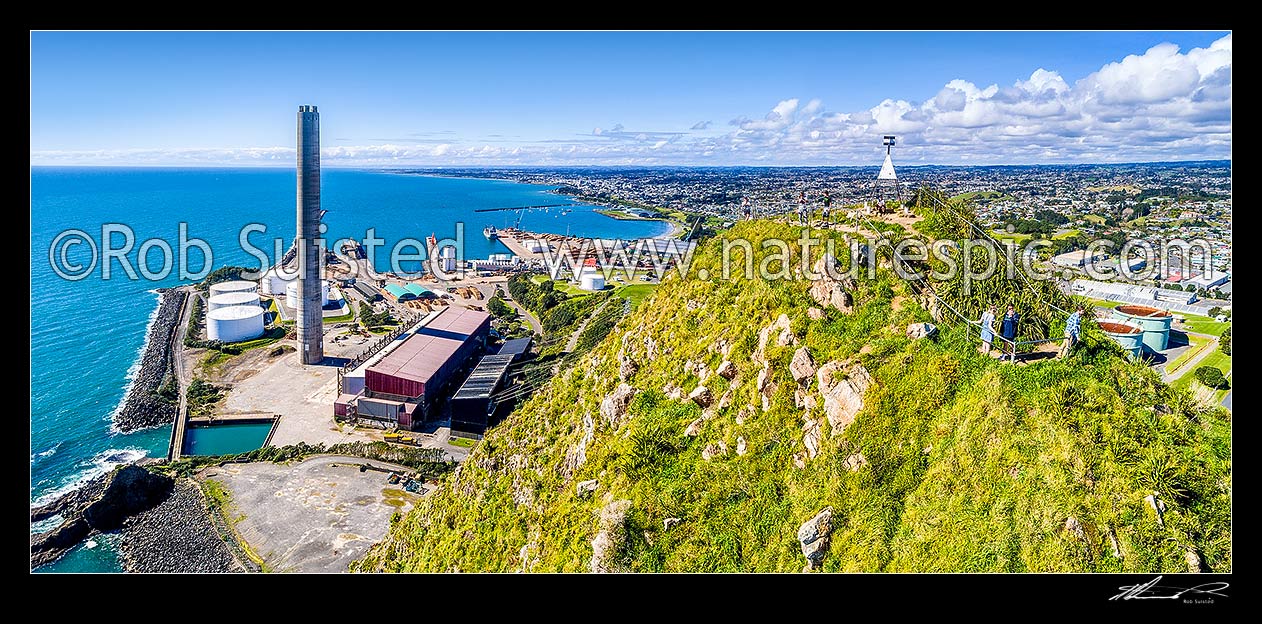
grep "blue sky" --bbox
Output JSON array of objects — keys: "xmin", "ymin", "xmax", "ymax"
[{"xmin": 30, "ymin": 31, "xmax": 1232, "ymax": 166}]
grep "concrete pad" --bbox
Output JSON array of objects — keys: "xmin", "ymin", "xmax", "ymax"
[{"xmin": 202, "ymin": 455, "xmax": 426, "ymax": 573}]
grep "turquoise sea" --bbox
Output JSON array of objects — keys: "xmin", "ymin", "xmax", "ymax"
[{"xmin": 30, "ymin": 167, "xmax": 669, "ymax": 572}]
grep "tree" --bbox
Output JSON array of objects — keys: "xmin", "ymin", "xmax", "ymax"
[
  {"xmin": 1208, "ymin": 306, "xmax": 1222, "ymax": 318},
  {"xmin": 1193, "ymin": 366, "xmax": 1226, "ymax": 390},
  {"xmin": 358, "ymin": 301, "xmax": 395, "ymax": 328},
  {"xmin": 1220, "ymin": 327, "xmax": 1231, "ymax": 356},
  {"xmin": 487, "ymin": 295, "xmax": 515, "ymax": 319}
]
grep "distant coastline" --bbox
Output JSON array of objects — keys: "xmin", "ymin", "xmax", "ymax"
[{"xmin": 388, "ymin": 169, "xmax": 680, "ymax": 239}]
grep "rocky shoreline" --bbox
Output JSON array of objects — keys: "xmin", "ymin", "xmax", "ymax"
[
  {"xmin": 31, "ymin": 463, "xmax": 246, "ymax": 573},
  {"xmin": 114, "ymin": 288, "xmax": 187, "ymax": 432},
  {"xmin": 119, "ymin": 479, "xmax": 243, "ymax": 573},
  {"xmin": 31, "ymin": 464, "xmax": 172, "ymax": 568}
]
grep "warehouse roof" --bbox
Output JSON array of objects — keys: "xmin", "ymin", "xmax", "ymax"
[
  {"xmin": 368, "ymin": 307, "xmax": 490, "ymax": 384},
  {"xmin": 404, "ymin": 283, "xmax": 432, "ymax": 297},
  {"xmin": 498, "ymin": 337, "xmax": 532, "ymax": 358},
  {"xmin": 452, "ymin": 354, "xmax": 514, "ymax": 400},
  {"xmin": 352, "ymin": 281, "xmax": 381, "ymax": 299},
  {"xmin": 384, "ymin": 284, "xmax": 413, "ymax": 300}
]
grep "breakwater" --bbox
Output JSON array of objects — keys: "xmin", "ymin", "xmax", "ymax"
[
  {"xmin": 114, "ymin": 288, "xmax": 187, "ymax": 432},
  {"xmin": 119, "ymin": 480, "xmax": 243, "ymax": 573}
]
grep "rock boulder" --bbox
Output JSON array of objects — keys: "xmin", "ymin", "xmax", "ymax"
[
  {"xmin": 797, "ymin": 508, "xmax": 834, "ymax": 570},
  {"xmin": 790, "ymin": 347, "xmax": 816, "ymax": 384},
  {"xmin": 599, "ymin": 383, "xmax": 637, "ymax": 429},
  {"xmin": 816, "ymin": 361, "xmax": 874, "ymax": 437}
]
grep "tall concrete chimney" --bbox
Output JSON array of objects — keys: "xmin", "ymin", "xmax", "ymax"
[{"xmin": 296, "ymin": 105, "xmax": 324, "ymax": 364}]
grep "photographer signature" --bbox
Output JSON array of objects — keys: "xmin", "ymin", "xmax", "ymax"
[{"xmin": 1110, "ymin": 576, "xmax": 1229, "ymax": 601}]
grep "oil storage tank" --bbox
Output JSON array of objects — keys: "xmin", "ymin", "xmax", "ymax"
[
  {"xmin": 207, "ymin": 305, "xmax": 265, "ymax": 342},
  {"xmin": 209, "ymin": 280, "xmax": 258, "ymax": 296},
  {"xmin": 208, "ymin": 291, "xmax": 261, "ymax": 312},
  {"xmin": 579, "ymin": 269, "xmax": 605, "ymax": 291},
  {"xmin": 286, "ymin": 280, "xmax": 329, "ymax": 306},
  {"xmin": 260, "ymin": 268, "xmax": 295, "ymax": 296},
  {"xmin": 1112, "ymin": 305, "xmax": 1173, "ymax": 353}
]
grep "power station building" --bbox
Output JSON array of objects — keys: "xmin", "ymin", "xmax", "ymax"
[
  {"xmin": 296, "ymin": 104, "xmax": 324, "ymax": 364},
  {"xmin": 450, "ymin": 354, "xmax": 514, "ymax": 436},
  {"xmin": 335, "ymin": 306, "xmax": 491, "ymax": 429}
]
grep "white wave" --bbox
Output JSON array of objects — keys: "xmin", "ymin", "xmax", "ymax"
[
  {"xmin": 30, "ymin": 447, "xmax": 148, "ymax": 508},
  {"xmin": 31, "ymin": 442, "xmax": 61, "ymax": 462},
  {"xmin": 30, "ymin": 514, "xmax": 63, "ymax": 534},
  {"xmin": 85, "ymin": 539, "xmax": 98, "ymax": 549},
  {"xmin": 108, "ymin": 291, "xmax": 164, "ymax": 431}
]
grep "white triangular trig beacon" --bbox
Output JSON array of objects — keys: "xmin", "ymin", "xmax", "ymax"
[{"xmin": 878, "ymin": 153, "xmax": 897, "ymax": 180}]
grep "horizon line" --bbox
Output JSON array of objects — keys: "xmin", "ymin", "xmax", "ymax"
[{"xmin": 29, "ymin": 159, "xmax": 1233, "ymax": 170}]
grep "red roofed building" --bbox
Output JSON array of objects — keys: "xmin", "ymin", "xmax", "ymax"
[{"xmin": 337, "ymin": 306, "xmax": 491, "ymax": 429}]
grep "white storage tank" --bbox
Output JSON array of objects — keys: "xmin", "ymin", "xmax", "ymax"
[
  {"xmin": 208, "ymin": 291, "xmax": 261, "ymax": 311},
  {"xmin": 206, "ymin": 305, "xmax": 265, "ymax": 342},
  {"xmin": 286, "ymin": 280, "xmax": 330, "ymax": 306},
  {"xmin": 260, "ymin": 268, "xmax": 295, "ymax": 296},
  {"xmin": 579, "ymin": 270, "xmax": 606, "ymax": 291},
  {"xmin": 209, "ymin": 280, "xmax": 258, "ymax": 296}
]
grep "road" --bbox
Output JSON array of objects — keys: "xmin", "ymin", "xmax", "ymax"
[
  {"xmin": 506, "ymin": 299, "xmax": 542, "ymax": 336},
  {"xmin": 1161, "ymin": 333, "xmax": 1220, "ymax": 384},
  {"xmin": 168, "ymin": 286, "xmax": 195, "ymax": 460}
]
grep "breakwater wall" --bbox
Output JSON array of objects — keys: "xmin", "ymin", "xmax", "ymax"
[
  {"xmin": 119, "ymin": 479, "xmax": 243, "ymax": 573},
  {"xmin": 114, "ymin": 288, "xmax": 187, "ymax": 432}
]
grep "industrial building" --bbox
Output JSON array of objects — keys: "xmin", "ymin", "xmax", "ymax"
[
  {"xmin": 450, "ymin": 354, "xmax": 514, "ymax": 436},
  {"xmin": 1185, "ymin": 270, "xmax": 1230, "ymax": 290},
  {"xmin": 1052, "ymin": 249, "xmax": 1108, "ymax": 268},
  {"xmin": 382, "ymin": 282, "xmax": 433, "ymax": 302},
  {"xmin": 351, "ymin": 280, "xmax": 382, "ymax": 301},
  {"xmin": 335, "ymin": 306, "xmax": 491, "ymax": 429},
  {"xmin": 497, "ymin": 337, "xmax": 532, "ymax": 361},
  {"xmin": 1070, "ymin": 278, "xmax": 1205, "ymax": 314}
]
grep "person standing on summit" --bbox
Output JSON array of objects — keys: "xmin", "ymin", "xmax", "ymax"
[
  {"xmin": 1000, "ymin": 304, "xmax": 1020, "ymax": 359},
  {"xmin": 977, "ymin": 305, "xmax": 997, "ymax": 355},
  {"xmin": 1058, "ymin": 305, "xmax": 1084, "ymax": 359}
]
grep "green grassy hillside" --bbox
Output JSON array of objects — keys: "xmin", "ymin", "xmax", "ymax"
[{"xmin": 356, "ymin": 220, "xmax": 1231, "ymax": 573}]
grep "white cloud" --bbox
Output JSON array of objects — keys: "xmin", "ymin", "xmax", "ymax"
[{"xmin": 31, "ymin": 35, "xmax": 1231, "ymax": 166}]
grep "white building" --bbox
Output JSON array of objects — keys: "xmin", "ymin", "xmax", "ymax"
[
  {"xmin": 1052, "ymin": 249, "xmax": 1108, "ymax": 268},
  {"xmin": 1186, "ymin": 270, "xmax": 1230, "ymax": 290}
]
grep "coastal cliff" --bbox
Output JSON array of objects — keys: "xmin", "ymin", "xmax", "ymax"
[{"xmin": 114, "ymin": 288, "xmax": 186, "ymax": 432}]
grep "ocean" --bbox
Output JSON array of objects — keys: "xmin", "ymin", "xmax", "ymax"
[{"xmin": 30, "ymin": 167, "xmax": 670, "ymax": 572}]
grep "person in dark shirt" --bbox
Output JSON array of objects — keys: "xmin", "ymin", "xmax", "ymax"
[{"xmin": 999, "ymin": 304, "xmax": 1020, "ymax": 358}]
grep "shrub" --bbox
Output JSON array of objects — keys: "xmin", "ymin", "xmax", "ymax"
[{"xmin": 1194, "ymin": 365, "xmax": 1226, "ymax": 389}]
